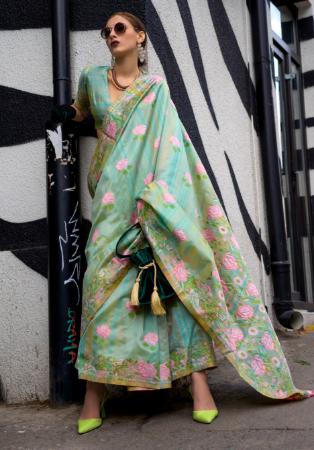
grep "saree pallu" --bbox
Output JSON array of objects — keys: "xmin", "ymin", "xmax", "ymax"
[{"xmin": 75, "ymin": 73, "xmax": 313, "ymax": 400}]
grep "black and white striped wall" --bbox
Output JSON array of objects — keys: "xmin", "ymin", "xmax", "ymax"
[{"xmin": 0, "ymin": 0, "xmax": 308, "ymax": 403}]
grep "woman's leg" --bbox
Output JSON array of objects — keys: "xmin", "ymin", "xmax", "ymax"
[
  {"xmin": 191, "ymin": 369, "xmax": 218, "ymax": 410},
  {"xmin": 79, "ymin": 381, "xmax": 106, "ymax": 419}
]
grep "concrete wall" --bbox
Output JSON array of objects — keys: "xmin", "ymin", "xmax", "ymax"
[{"xmin": 0, "ymin": 0, "xmax": 279, "ymax": 403}]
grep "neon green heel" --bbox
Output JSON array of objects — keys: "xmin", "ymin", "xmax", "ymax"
[
  {"xmin": 188, "ymin": 384, "xmax": 219, "ymax": 424},
  {"xmin": 77, "ymin": 398, "xmax": 106, "ymax": 434}
]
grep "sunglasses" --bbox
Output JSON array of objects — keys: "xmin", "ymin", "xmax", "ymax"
[{"xmin": 101, "ymin": 22, "xmax": 139, "ymax": 40}]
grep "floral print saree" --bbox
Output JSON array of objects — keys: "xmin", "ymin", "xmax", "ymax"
[{"xmin": 74, "ymin": 65, "xmax": 313, "ymax": 400}]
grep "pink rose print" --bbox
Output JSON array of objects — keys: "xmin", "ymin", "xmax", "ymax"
[
  {"xmin": 184, "ymin": 131, "xmax": 191, "ymax": 142},
  {"xmin": 251, "ymin": 356, "xmax": 266, "ymax": 375},
  {"xmin": 222, "ymin": 253, "xmax": 238, "ymax": 270},
  {"xmin": 195, "ymin": 162, "xmax": 206, "ymax": 175},
  {"xmin": 130, "ymin": 211, "xmax": 138, "ymax": 224},
  {"xmin": 231, "ymin": 234, "xmax": 240, "ymax": 249},
  {"xmin": 236, "ymin": 305, "xmax": 254, "ymax": 320},
  {"xmin": 151, "ymin": 74, "xmax": 163, "ymax": 83},
  {"xmin": 160, "ymin": 363, "xmax": 170, "ymax": 380},
  {"xmin": 137, "ymin": 199, "xmax": 144, "ymax": 210},
  {"xmin": 203, "ymin": 228, "xmax": 215, "ymax": 242},
  {"xmin": 143, "ymin": 91, "xmax": 156, "ymax": 104},
  {"xmin": 157, "ymin": 179, "xmax": 168, "ymax": 190},
  {"xmin": 116, "ymin": 159, "xmax": 129, "ymax": 171},
  {"xmin": 137, "ymin": 361, "xmax": 157, "ymax": 378},
  {"xmin": 226, "ymin": 327, "xmax": 244, "ymax": 351},
  {"xmin": 105, "ymin": 121, "xmax": 116, "ymax": 139},
  {"xmin": 261, "ymin": 332, "xmax": 275, "ymax": 350},
  {"xmin": 126, "ymin": 300, "xmax": 137, "ymax": 312},
  {"xmin": 154, "ymin": 137, "xmax": 161, "ymax": 150},
  {"xmin": 220, "ymin": 279, "xmax": 228, "ymax": 293},
  {"xmin": 173, "ymin": 229, "xmax": 187, "ymax": 241},
  {"xmin": 172, "ymin": 261, "xmax": 188, "ymax": 282},
  {"xmin": 102, "ymin": 191, "xmax": 115, "ymax": 205},
  {"xmin": 92, "ymin": 228, "xmax": 100, "ymax": 242},
  {"xmin": 112, "ymin": 256, "xmax": 129, "ymax": 267},
  {"xmin": 133, "ymin": 124, "xmax": 146, "ymax": 135},
  {"xmin": 212, "ymin": 269, "xmax": 221, "ymax": 281},
  {"xmin": 96, "ymin": 324, "xmax": 111, "ymax": 339},
  {"xmin": 96, "ymin": 370, "xmax": 108, "ymax": 378},
  {"xmin": 170, "ymin": 359, "xmax": 175, "ymax": 369},
  {"xmin": 246, "ymin": 282, "xmax": 259, "ymax": 297},
  {"xmin": 169, "ymin": 135, "xmax": 181, "ymax": 148},
  {"xmin": 184, "ymin": 172, "xmax": 192, "ymax": 184},
  {"xmin": 144, "ymin": 172, "xmax": 154, "ymax": 184},
  {"xmin": 163, "ymin": 192, "xmax": 176, "ymax": 204},
  {"xmin": 143, "ymin": 332, "xmax": 159, "ymax": 346},
  {"xmin": 208, "ymin": 205, "xmax": 223, "ymax": 219},
  {"xmin": 275, "ymin": 390, "xmax": 288, "ymax": 399}
]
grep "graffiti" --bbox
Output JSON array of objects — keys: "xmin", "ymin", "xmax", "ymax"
[
  {"xmin": 46, "ymin": 124, "xmax": 76, "ymax": 163},
  {"xmin": 63, "ymin": 306, "xmax": 78, "ymax": 364},
  {"xmin": 59, "ymin": 200, "xmax": 81, "ymax": 306}
]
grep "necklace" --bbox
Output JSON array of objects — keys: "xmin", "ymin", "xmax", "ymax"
[{"xmin": 110, "ymin": 67, "xmax": 141, "ymax": 90}]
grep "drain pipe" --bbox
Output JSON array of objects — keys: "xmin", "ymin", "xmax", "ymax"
[
  {"xmin": 249, "ymin": 0, "xmax": 303, "ymax": 330},
  {"xmin": 46, "ymin": 0, "xmax": 84, "ymax": 405}
]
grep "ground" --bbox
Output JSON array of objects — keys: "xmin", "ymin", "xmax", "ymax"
[{"xmin": 1, "ymin": 329, "xmax": 314, "ymax": 450}]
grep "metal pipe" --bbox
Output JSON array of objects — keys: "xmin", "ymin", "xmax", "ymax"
[
  {"xmin": 46, "ymin": 0, "xmax": 84, "ymax": 405},
  {"xmin": 249, "ymin": 0, "xmax": 303, "ymax": 330}
]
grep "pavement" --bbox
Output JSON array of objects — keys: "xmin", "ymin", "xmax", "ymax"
[{"xmin": 1, "ymin": 329, "xmax": 314, "ymax": 450}]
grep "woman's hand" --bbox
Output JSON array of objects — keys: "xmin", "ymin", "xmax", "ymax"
[{"xmin": 50, "ymin": 104, "xmax": 77, "ymax": 124}]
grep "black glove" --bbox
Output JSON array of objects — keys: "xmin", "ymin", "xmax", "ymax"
[{"xmin": 50, "ymin": 104, "xmax": 76, "ymax": 124}]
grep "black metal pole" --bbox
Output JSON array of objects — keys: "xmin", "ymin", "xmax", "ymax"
[
  {"xmin": 249, "ymin": 0, "xmax": 302, "ymax": 329},
  {"xmin": 46, "ymin": 0, "xmax": 84, "ymax": 405}
]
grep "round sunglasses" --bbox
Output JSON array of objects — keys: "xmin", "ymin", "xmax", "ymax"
[{"xmin": 101, "ymin": 22, "xmax": 139, "ymax": 40}]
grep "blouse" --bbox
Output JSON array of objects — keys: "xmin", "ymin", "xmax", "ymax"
[{"xmin": 73, "ymin": 64, "xmax": 113, "ymax": 138}]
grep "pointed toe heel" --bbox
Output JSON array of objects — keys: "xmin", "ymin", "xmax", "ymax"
[
  {"xmin": 188, "ymin": 384, "xmax": 219, "ymax": 424},
  {"xmin": 192, "ymin": 409, "xmax": 218, "ymax": 424},
  {"xmin": 77, "ymin": 417, "xmax": 103, "ymax": 434},
  {"xmin": 77, "ymin": 398, "xmax": 106, "ymax": 434}
]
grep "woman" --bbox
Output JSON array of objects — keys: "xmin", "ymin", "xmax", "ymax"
[{"xmin": 51, "ymin": 11, "xmax": 314, "ymax": 435}]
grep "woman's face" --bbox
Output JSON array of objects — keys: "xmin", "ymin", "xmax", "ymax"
[{"xmin": 105, "ymin": 15, "xmax": 145, "ymax": 59}]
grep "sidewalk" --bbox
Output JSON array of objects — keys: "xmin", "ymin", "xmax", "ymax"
[{"xmin": 1, "ymin": 329, "xmax": 314, "ymax": 450}]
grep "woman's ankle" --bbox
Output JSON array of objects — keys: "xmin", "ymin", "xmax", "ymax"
[{"xmin": 80, "ymin": 382, "xmax": 106, "ymax": 418}]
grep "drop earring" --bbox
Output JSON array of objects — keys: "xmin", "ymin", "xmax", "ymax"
[
  {"xmin": 137, "ymin": 43, "xmax": 145, "ymax": 63},
  {"xmin": 111, "ymin": 54, "xmax": 116, "ymax": 68}
]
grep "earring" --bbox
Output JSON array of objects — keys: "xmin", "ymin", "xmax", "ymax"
[
  {"xmin": 111, "ymin": 54, "xmax": 116, "ymax": 68},
  {"xmin": 137, "ymin": 43, "xmax": 145, "ymax": 63}
]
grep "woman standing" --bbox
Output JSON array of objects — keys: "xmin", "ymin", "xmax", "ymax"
[{"xmin": 51, "ymin": 11, "xmax": 314, "ymax": 435}]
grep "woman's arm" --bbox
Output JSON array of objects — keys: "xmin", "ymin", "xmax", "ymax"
[
  {"xmin": 71, "ymin": 103, "xmax": 88, "ymax": 122},
  {"xmin": 72, "ymin": 65, "xmax": 91, "ymax": 121}
]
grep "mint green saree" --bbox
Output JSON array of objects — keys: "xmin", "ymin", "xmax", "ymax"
[{"xmin": 74, "ymin": 65, "xmax": 313, "ymax": 400}]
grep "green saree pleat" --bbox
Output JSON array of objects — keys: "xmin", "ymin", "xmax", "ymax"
[{"xmin": 74, "ymin": 65, "xmax": 314, "ymax": 400}]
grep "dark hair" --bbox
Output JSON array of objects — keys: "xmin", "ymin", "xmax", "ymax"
[{"xmin": 100, "ymin": 11, "xmax": 147, "ymax": 68}]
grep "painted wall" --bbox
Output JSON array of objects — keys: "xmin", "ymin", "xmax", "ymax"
[
  {"xmin": 0, "ymin": 0, "xmax": 289, "ymax": 403},
  {"xmin": 298, "ymin": 2, "xmax": 314, "ymax": 300}
]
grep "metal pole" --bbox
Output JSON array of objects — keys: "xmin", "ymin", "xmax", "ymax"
[
  {"xmin": 46, "ymin": 0, "xmax": 84, "ymax": 405},
  {"xmin": 249, "ymin": 0, "xmax": 303, "ymax": 329}
]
